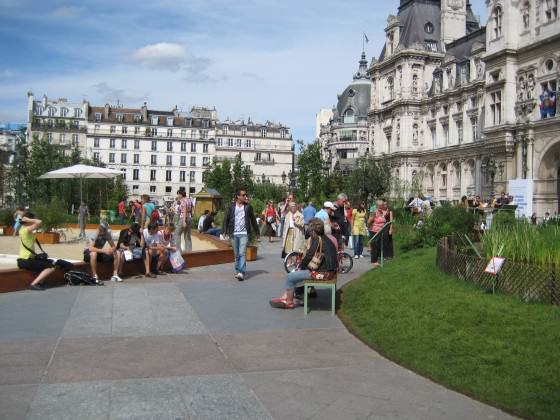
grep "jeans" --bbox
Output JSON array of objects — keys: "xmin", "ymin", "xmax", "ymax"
[
  {"xmin": 78, "ymin": 217, "xmax": 86, "ymax": 238},
  {"xmin": 119, "ymin": 214, "xmax": 125, "ymax": 225},
  {"xmin": 206, "ymin": 227, "xmax": 221, "ymax": 237},
  {"xmin": 353, "ymin": 235, "xmax": 364, "ymax": 256},
  {"xmin": 285, "ymin": 270, "xmax": 312, "ymax": 289},
  {"xmin": 231, "ymin": 234, "xmax": 248, "ymax": 274}
]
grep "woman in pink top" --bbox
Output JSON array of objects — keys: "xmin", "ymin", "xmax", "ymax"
[{"xmin": 368, "ymin": 200, "xmax": 389, "ymax": 267}]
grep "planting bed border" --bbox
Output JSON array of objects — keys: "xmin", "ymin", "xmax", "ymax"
[{"xmin": 436, "ymin": 236, "xmax": 559, "ymax": 305}]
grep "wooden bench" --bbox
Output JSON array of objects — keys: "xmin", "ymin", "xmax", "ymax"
[{"xmin": 303, "ymin": 279, "xmax": 337, "ymax": 315}]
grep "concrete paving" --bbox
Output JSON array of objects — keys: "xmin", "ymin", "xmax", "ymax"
[{"xmin": 0, "ymin": 240, "xmax": 515, "ymax": 419}]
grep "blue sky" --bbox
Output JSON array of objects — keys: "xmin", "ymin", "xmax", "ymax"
[{"xmin": 0, "ymin": 0, "xmax": 486, "ymax": 142}]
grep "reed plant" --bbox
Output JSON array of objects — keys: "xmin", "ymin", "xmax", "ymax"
[{"xmin": 482, "ymin": 221, "xmax": 560, "ymax": 267}]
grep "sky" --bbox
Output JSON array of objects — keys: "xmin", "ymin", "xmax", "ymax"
[{"xmin": 0, "ymin": 0, "xmax": 486, "ymax": 142}]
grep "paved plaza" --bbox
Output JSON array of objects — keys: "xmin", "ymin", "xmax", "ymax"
[{"xmin": 0, "ymin": 241, "xmax": 514, "ymax": 420}]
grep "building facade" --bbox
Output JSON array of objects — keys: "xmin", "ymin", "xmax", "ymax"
[
  {"xmin": 27, "ymin": 93, "xmax": 88, "ymax": 150},
  {"xmin": 215, "ymin": 119, "xmax": 293, "ymax": 185},
  {"xmin": 319, "ymin": 0, "xmax": 560, "ymax": 216},
  {"xmin": 25, "ymin": 94, "xmax": 294, "ymax": 201}
]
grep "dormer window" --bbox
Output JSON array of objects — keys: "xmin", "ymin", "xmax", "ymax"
[
  {"xmin": 424, "ymin": 22, "xmax": 434, "ymax": 34},
  {"xmin": 492, "ymin": 6, "xmax": 503, "ymax": 39},
  {"xmin": 167, "ymin": 117, "xmax": 174, "ymax": 126},
  {"xmin": 95, "ymin": 112, "xmax": 102, "ymax": 122},
  {"xmin": 425, "ymin": 40, "xmax": 437, "ymax": 52},
  {"xmin": 134, "ymin": 114, "xmax": 141, "ymax": 123},
  {"xmin": 74, "ymin": 108, "xmax": 81, "ymax": 117},
  {"xmin": 151, "ymin": 116, "xmax": 159, "ymax": 125},
  {"xmin": 48, "ymin": 107, "xmax": 56, "ymax": 117},
  {"xmin": 223, "ymin": 125, "xmax": 229, "ymax": 136},
  {"xmin": 116, "ymin": 113, "xmax": 123, "ymax": 122},
  {"xmin": 343, "ymin": 109, "xmax": 356, "ymax": 124},
  {"xmin": 241, "ymin": 126, "xmax": 247, "ymax": 136},
  {"xmin": 260, "ymin": 127, "xmax": 267, "ymax": 137},
  {"xmin": 61, "ymin": 107, "xmax": 68, "ymax": 117}
]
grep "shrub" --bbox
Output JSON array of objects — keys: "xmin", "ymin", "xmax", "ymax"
[
  {"xmin": 34, "ymin": 197, "xmax": 67, "ymax": 232},
  {"xmin": 492, "ymin": 209, "xmax": 516, "ymax": 228},
  {"xmin": 0, "ymin": 208, "xmax": 14, "ymax": 226}
]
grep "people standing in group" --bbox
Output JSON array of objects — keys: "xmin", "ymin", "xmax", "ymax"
[
  {"xmin": 84, "ymin": 221, "xmax": 122, "ymax": 283},
  {"xmin": 282, "ymin": 201, "xmax": 305, "ymax": 257},
  {"xmin": 202, "ymin": 211, "xmax": 221, "ymax": 237},
  {"xmin": 117, "ymin": 197, "xmax": 127, "ymax": 225},
  {"xmin": 262, "ymin": 200, "xmax": 280, "ymax": 242},
  {"xmin": 332, "ymin": 193, "xmax": 348, "ymax": 250},
  {"xmin": 278, "ymin": 194, "xmax": 294, "ymax": 238},
  {"xmin": 344, "ymin": 200, "xmax": 353, "ymax": 247},
  {"xmin": 198, "ymin": 210, "xmax": 209, "ymax": 232},
  {"xmin": 302, "ymin": 201, "xmax": 316, "ymax": 232},
  {"xmin": 78, "ymin": 201, "xmax": 90, "ymax": 239},
  {"xmin": 351, "ymin": 202, "xmax": 367, "ymax": 259},
  {"xmin": 17, "ymin": 212, "xmax": 65, "ymax": 290},
  {"xmin": 176, "ymin": 189, "xmax": 193, "ymax": 253},
  {"xmin": 140, "ymin": 195, "xmax": 156, "ymax": 228},
  {"xmin": 316, "ymin": 201, "xmax": 335, "ymax": 234},
  {"xmin": 222, "ymin": 188, "xmax": 259, "ymax": 281},
  {"xmin": 368, "ymin": 199, "xmax": 393, "ymax": 267}
]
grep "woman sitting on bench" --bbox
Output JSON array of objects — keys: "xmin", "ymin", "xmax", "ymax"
[{"xmin": 270, "ymin": 217, "xmax": 338, "ymax": 309}]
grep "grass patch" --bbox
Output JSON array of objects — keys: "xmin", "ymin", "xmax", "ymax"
[{"xmin": 339, "ymin": 246, "xmax": 560, "ymax": 419}]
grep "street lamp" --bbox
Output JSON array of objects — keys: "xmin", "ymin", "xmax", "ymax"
[
  {"xmin": 261, "ymin": 173, "xmax": 266, "ymax": 184},
  {"xmin": 486, "ymin": 157, "xmax": 497, "ymax": 196},
  {"xmin": 281, "ymin": 171, "xmax": 287, "ymax": 184}
]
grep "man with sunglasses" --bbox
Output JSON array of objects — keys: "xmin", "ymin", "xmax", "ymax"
[{"xmin": 223, "ymin": 189, "xmax": 260, "ymax": 281}]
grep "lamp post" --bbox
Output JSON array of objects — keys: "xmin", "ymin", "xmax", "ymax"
[
  {"xmin": 486, "ymin": 157, "xmax": 497, "ymax": 197},
  {"xmin": 281, "ymin": 171, "xmax": 287, "ymax": 185},
  {"xmin": 261, "ymin": 173, "xmax": 266, "ymax": 184}
]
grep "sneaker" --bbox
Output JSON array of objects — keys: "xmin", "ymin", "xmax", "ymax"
[
  {"xmin": 236, "ymin": 273, "xmax": 245, "ymax": 281},
  {"xmin": 92, "ymin": 274, "xmax": 100, "ymax": 284},
  {"xmin": 111, "ymin": 274, "xmax": 123, "ymax": 282},
  {"xmin": 354, "ymin": 255, "xmax": 359, "ymax": 259},
  {"xmin": 28, "ymin": 284, "xmax": 45, "ymax": 291}
]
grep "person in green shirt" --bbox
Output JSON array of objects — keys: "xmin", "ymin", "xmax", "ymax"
[{"xmin": 17, "ymin": 213, "xmax": 59, "ymax": 291}]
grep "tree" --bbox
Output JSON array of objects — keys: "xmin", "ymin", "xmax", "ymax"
[
  {"xmin": 345, "ymin": 155, "xmax": 391, "ymax": 205},
  {"xmin": 203, "ymin": 155, "xmax": 254, "ymax": 206},
  {"xmin": 295, "ymin": 140, "xmax": 325, "ymax": 202}
]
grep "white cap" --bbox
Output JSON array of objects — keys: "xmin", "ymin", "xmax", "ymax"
[{"xmin": 323, "ymin": 201, "xmax": 336, "ymax": 210}]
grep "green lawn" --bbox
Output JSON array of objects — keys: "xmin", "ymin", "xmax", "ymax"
[{"xmin": 339, "ymin": 246, "xmax": 560, "ymax": 420}]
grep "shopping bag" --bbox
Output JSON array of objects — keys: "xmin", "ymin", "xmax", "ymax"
[
  {"xmin": 169, "ymin": 250, "xmax": 185, "ymax": 272},
  {"xmin": 123, "ymin": 250, "xmax": 133, "ymax": 262}
]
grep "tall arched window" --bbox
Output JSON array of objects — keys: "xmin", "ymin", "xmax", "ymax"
[
  {"xmin": 493, "ymin": 6, "xmax": 503, "ymax": 39},
  {"xmin": 388, "ymin": 77, "xmax": 394, "ymax": 100},
  {"xmin": 343, "ymin": 108, "xmax": 355, "ymax": 124}
]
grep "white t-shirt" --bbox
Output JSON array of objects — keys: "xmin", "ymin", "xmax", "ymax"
[
  {"xmin": 143, "ymin": 228, "xmax": 162, "ymax": 248},
  {"xmin": 233, "ymin": 204, "xmax": 247, "ymax": 235}
]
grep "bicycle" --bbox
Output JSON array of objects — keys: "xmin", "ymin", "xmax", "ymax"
[{"xmin": 283, "ymin": 250, "xmax": 353, "ymax": 274}]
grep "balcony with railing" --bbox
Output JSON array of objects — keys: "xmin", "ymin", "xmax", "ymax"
[{"xmin": 254, "ymin": 157, "xmax": 275, "ymax": 165}]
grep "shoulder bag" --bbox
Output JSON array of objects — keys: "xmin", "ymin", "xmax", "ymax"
[{"xmin": 307, "ymin": 237, "xmax": 324, "ymax": 270}]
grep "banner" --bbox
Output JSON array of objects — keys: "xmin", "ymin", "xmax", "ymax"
[{"xmin": 508, "ymin": 179, "xmax": 533, "ymax": 218}]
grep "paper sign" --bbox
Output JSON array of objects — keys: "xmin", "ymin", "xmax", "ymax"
[{"xmin": 484, "ymin": 257, "xmax": 505, "ymax": 276}]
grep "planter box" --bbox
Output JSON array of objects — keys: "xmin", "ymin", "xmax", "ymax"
[
  {"xmin": 36, "ymin": 231, "xmax": 60, "ymax": 244},
  {"xmin": 2, "ymin": 227, "xmax": 14, "ymax": 236},
  {"xmin": 245, "ymin": 245, "xmax": 258, "ymax": 261}
]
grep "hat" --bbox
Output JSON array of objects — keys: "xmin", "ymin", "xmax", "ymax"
[{"xmin": 323, "ymin": 201, "xmax": 336, "ymax": 210}]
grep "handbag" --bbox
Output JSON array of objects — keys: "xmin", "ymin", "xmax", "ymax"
[
  {"xmin": 169, "ymin": 250, "xmax": 185, "ymax": 272},
  {"xmin": 307, "ymin": 237, "xmax": 324, "ymax": 270},
  {"xmin": 21, "ymin": 238, "xmax": 49, "ymax": 260}
]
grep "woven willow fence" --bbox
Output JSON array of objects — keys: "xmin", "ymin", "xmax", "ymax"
[{"xmin": 436, "ymin": 237, "xmax": 559, "ymax": 305}]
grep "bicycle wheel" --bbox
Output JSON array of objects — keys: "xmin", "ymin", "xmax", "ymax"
[
  {"xmin": 284, "ymin": 251, "xmax": 303, "ymax": 273},
  {"xmin": 338, "ymin": 252, "xmax": 353, "ymax": 274}
]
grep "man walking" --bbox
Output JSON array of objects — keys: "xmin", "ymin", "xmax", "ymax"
[
  {"xmin": 222, "ymin": 189, "xmax": 259, "ymax": 281},
  {"xmin": 78, "ymin": 201, "xmax": 89, "ymax": 239}
]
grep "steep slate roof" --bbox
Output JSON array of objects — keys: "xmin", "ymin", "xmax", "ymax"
[{"xmin": 445, "ymin": 27, "xmax": 486, "ymax": 62}]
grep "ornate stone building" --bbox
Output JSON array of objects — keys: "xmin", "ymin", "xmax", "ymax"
[{"xmin": 320, "ymin": 0, "xmax": 560, "ymax": 216}]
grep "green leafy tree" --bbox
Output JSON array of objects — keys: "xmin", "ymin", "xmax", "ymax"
[
  {"xmin": 295, "ymin": 139, "xmax": 325, "ymax": 202},
  {"xmin": 345, "ymin": 155, "xmax": 391, "ymax": 205},
  {"xmin": 203, "ymin": 155, "xmax": 254, "ymax": 207}
]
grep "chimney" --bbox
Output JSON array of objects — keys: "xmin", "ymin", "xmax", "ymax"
[
  {"xmin": 141, "ymin": 102, "xmax": 148, "ymax": 121},
  {"xmin": 104, "ymin": 103, "xmax": 110, "ymax": 119}
]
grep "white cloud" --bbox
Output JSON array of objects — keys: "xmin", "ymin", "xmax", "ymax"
[
  {"xmin": 131, "ymin": 43, "xmax": 187, "ymax": 71},
  {"xmin": 92, "ymin": 82, "xmax": 148, "ymax": 104}
]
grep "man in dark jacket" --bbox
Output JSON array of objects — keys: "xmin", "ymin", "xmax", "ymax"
[{"xmin": 222, "ymin": 189, "xmax": 260, "ymax": 281}]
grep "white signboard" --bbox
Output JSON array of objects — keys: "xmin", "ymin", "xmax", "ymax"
[
  {"xmin": 508, "ymin": 179, "xmax": 533, "ymax": 218},
  {"xmin": 484, "ymin": 257, "xmax": 506, "ymax": 276}
]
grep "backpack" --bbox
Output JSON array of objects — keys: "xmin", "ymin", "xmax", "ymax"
[
  {"xmin": 65, "ymin": 270, "xmax": 103, "ymax": 286},
  {"xmin": 149, "ymin": 207, "xmax": 160, "ymax": 224}
]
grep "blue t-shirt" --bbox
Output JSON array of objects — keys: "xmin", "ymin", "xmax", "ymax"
[
  {"xmin": 303, "ymin": 205, "xmax": 317, "ymax": 224},
  {"xmin": 143, "ymin": 202, "xmax": 155, "ymax": 218},
  {"xmin": 315, "ymin": 209, "xmax": 329, "ymax": 223}
]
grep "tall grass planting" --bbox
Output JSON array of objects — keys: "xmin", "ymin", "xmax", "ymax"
[{"xmin": 482, "ymin": 222, "xmax": 560, "ymax": 267}]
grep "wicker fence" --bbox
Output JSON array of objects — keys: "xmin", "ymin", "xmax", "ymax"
[{"xmin": 436, "ymin": 236, "xmax": 559, "ymax": 305}]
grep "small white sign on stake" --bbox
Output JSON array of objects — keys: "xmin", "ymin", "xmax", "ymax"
[{"xmin": 484, "ymin": 257, "xmax": 505, "ymax": 276}]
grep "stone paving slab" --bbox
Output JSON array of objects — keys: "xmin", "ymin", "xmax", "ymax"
[
  {"xmin": 28, "ymin": 375, "xmax": 271, "ymax": 420},
  {"xmin": 45, "ymin": 335, "xmax": 234, "ymax": 384},
  {"xmin": 0, "ymin": 384, "xmax": 38, "ymax": 420},
  {"xmin": 214, "ymin": 328, "xmax": 379, "ymax": 373},
  {"xmin": 0, "ymin": 287, "xmax": 78, "ymax": 341}
]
